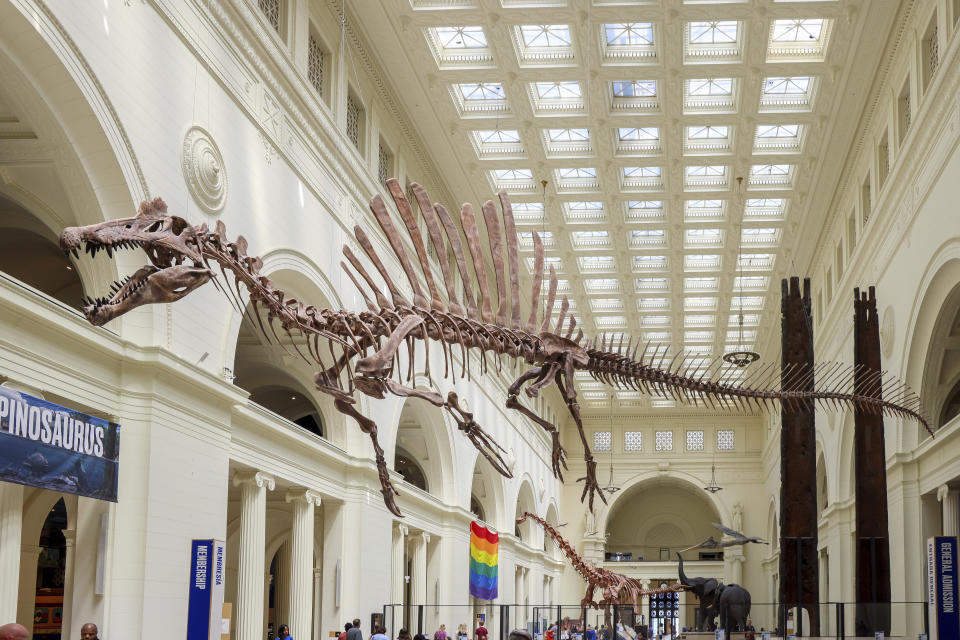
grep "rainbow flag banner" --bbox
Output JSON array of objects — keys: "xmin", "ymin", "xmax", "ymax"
[{"xmin": 469, "ymin": 521, "xmax": 499, "ymax": 600}]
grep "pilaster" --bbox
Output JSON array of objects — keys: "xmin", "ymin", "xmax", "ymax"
[
  {"xmin": 937, "ymin": 485, "xmax": 959, "ymax": 536},
  {"xmin": 0, "ymin": 482, "xmax": 23, "ymax": 623},
  {"xmin": 287, "ymin": 489, "xmax": 322, "ymax": 640},
  {"xmin": 233, "ymin": 471, "xmax": 275, "ymax": 640}
]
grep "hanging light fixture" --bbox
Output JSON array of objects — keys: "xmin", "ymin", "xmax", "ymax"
[
  {"xmin": 703, "ymin": 463, "xmax": 723, "ymax": 494},
  {"xmin": 602, "ymin": 393, "xmax": 621, "ymax": 496},
  {"xmin": 723, "ymin": 176, "xmax": 761, "ymax": 368}
]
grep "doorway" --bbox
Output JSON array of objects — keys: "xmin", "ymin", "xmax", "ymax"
[{"xmin": 33, "ymin": 498, "xmax": 67, "ymax": 640}]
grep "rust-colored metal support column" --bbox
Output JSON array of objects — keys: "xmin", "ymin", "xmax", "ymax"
[
  {"xmin": 854, "ymin": 286, "xmax": 891, "ymax": 635},
  {"xmin": 778, "ymin": 277, "xmax": 820, "ymax": 636}
]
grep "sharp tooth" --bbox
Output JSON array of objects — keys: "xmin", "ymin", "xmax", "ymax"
[
  {"xmin": 73, "ymin": 248, "xmax": 79, "ymax": 258},
  {"xmin": 106, "ymin": 246, "xmax": 113, "ymax": 258}
]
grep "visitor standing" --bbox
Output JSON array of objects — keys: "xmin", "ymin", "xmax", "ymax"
[
  {"xmin": 80, "ymin": 624, "xmax": 100, "ymax": 640},
  {"xmin": 347, "ymin": 619, "xmax": 362, "ymax": 640},
  {"xmin": 435, "ymin": 624, "xmax": 448, "ymax": 640},
  {"xmin": 586, "ymin": 625, "xmax": 597, "ymax": 640},
  {"xmin": 370, "ymin": 626, "xmax": 389, "ymax": 640},
  {"xmin": 340, "ymin": 623, "xmax": 353, "ymax": 640},
  {"xmin": 475, "ymin": 621, "xmax": 488, "ymax": 640},
  {"xmin": 0, "ymin": 624, "xmax": 28, "ymax": 640},
  {"xmin": 278, "ymin": 624, "xmax": 293, "ymax": 640},
  {"xmin": 457, "ymin": 624, "xmax": 469, "ymax": 640},
  {"xmin": 398, "ymin": 628, "xmax": 413, "ymax": 640}
]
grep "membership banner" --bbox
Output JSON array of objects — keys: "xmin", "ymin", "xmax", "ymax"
[
  {"xmin": 187, "ymin": 539, "xmax": 226, "ymax": 640},
  {"xmin": 0, "ymin": 386, "xmax": 119, "ymax": 501}
]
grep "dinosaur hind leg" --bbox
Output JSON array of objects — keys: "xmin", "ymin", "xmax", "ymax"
[
  {"xmin": 506, "ymin": 363, "xmax": 567, "ymax": 479},
  {"xmin": 555, "ymin": 355, "xmax": 606, "ymax": 513}
]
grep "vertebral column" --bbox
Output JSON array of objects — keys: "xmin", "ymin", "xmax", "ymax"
[
  {"xmin": 778, "ymin": 277, "xmax": 820, "ymax": 636},
  {"xmin": 854, "ymin": 286, "xmax": 891, "ymax": 635},
  {"xmin": 234, "ymin": 471, "xmax": 275, "ymax": 640}
]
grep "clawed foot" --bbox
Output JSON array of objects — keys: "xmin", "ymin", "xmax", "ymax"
[
  {"xmin": 446, "ymin": 392, "xmax": 512, "ymax": 478},
  {"xmin": 380, "ymin": 468, "xmax": 403, "ymax": 517},
  {"xmin": 550, "ymin": 431, "xmax": 568, "ymax": 480},
  {"xmin": 577, "ymin": 457, "xmax": 608, "ymax": 512},
  {"xmin": 581, "ymin": 599, "xmax": 599, "ymax": 609}
]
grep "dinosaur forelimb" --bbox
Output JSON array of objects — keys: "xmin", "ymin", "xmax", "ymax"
[
  {"xmin": 333, "ymin": 397, "xmax": 402, "ymax": 517},
  {"xmin": 446, "ymin": 391, "xmax": 513, "ymax": 478},
  {"xmin": 556, "ymin": 357, "xmax": 607, "ymax": 512}
]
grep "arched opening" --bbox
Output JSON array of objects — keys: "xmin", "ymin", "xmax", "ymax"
[
  {"xmin": 394, "ymin": 445, "xmax": 428, "ymax": 492},
  {"xmin": 543, "ymin": 502, "xmax": 560, "ymax": 558},
  {"xmin": 604, "ymin": 477, "xmax": 724, "ymax": 562},
  {"xmin": 816, "ymin": 453, "xmax": 828, "ymax": 519},
  {"xmin": 246, "ymin": 384, "xmax": 324, "ymax": 437},
  {"xmin": 469, "ymin": 451, "xmax": 503, "ymax": 529},
  {"xmin": 0, "ymin": 195, "xmax": 84, "ymax": 310},
  {"xmin": 513, "ymin": 480, "xmax": 537, "ymax": 545},
  {"xmin": 470, "ymin": 494, "xmax": 486, "ymax": 523},
  {"xmin": 34, "ymin": 497, "xmax": 68, "ymax": 638}
]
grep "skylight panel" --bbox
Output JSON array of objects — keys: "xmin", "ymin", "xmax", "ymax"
[
  {"xmin": 596, "ymin": 316, "xmax": 627, "ymax": 329},
  {"xmin": 685, "ymin": 165, "xmax": 729, "ymax": 190},
  {"xmin": 733, "ymin": 275, "xmax": 769, "ymax": 291},
  {"xmin": 632, "ymin": 255, "xmax": 667, "ymax": 272},
  {"xmin": 622, "ymin": 166, "xmax": 663, "ymax": 191},
  {"xmin": 637, "ymin": 297, "xmax": 669, "ymax": 311},
  {"xmin": 749, "ymin": 164, "xmax": 794, "ymax": 188},
  {"xmin": 555, "ymin": 167, "xmax": 599, "ymax": 194},
  {"xmin": 585, "ymin": 278, "xmax": 620, "ymax": 293},
  {"xmin": 549, "ymin": 128, "xmax": 589, "ymax": 142},
  {"xmin": 684, "ymin": 330, "xmax": 714, "ymax": 343},
  {"xmin": 471, "ymin": 129, "xmax": 523, "ymax": 159},
  {"xmin": 741, "ymin": 227, "xmax": 781, "ymax": 247},
  {"xmin": 685, "ymin": 296, "xmax": 717, "ymax": 311},
  {"xmin": 490, "ymin": 168, "xmax": 536, "ymax": 193},
  {"xmin": 511, "ymin": 202, "xmax": 545, "ymax": 224},
  {"xmin": 453, "ymin": 82, "xmax": 508, "ymax": 116},
  {"xmin": 527, "ymin": 256, "xmax": 563, "ymax": 274},
  {"xmin": 768, "ymin": 19, "xmax": 831, "ymax": 62},
  {"xmin": 613, "ymin": 80, "xmax": 657, "ymax": 97},
  {"xmin": 687, "ymin": 165, "xmax": 725, "ymax": 176},
  {"xmin": 685, "ymin": 276, "xmax": 718, "ymax": 291},
  {"xmin": 427, "ymin": 26, "xmax": 493, "ymax": 68},
  {"xmin": 684, "ymin": 200, "xmax": 725, "ymax": 222},
  {"xmin": 728, "ymin": 313, "xmax": 760, "ymax": 326},
  {"xmin": 689, "ymin": 21, "xmax": 738, "ymax": 44},
  {"xmin": 578, "ymin": 255, "xmax": 617, "ymax": 273},
  {"xmin": 737, "ymin": 253, "xmax": 775, "ymax": 270},
  {"xmin": 571, "ymin": 229, "xmax": 611, "ymax": 249},
  {"xmin": 688, "ymin": 125, "xmax": 729, "ymax": 139},
  {"xmin": 616, "ymin": 127, "xmax": 661, "ymax": 156},
  {"xmin": 559, "ymin": 167, "xmax": 596, "ymax": 179},
  {"xmin": 493, "ymin": 169, "xmax": 533, "ymax": 180},
  {"xmin": 520, "ymin": 24, "xmax": 572, "ymax": 47},
  {"xmin": 685, "ymin": 227, "xmax": 724, "ymax": 248},
  {"xmin": 636, "ymin": 277, "xmax": 668, "ymax": 292},
  {"xmin": 760, "ymin": 76, "xmax": 816, "ymax": 112},
  {"xmin": 535, "ymin": 81, "xmax": 581, "ymax": 100},
  {"xmin": 625, "ymin": 200, "xmax": 665, "ymax": 222},
  {"xmin": 754, "ymin": 124, "xmax": 804, "ymax": 153},
  {"xmin": 605, "ymin": 23, "xmax": 654, "ymax": 46},
  {"xmin": 434, "ymin": 26, "xmax": 487, "ymax": 48},
  {"xmin": 641, "ymin": 315, "xmax": 670, "ymax": 327},
  {"xmin": 744, "ymin": 198, "xmax": 787, "ymax": 219},
  {"xmin": 688, "ymin": 78, "xmax": 732, "ymax": 96},
  {"xmin": 590, "ymin": 298, "xmax": 625, "ymax": 312},
  {"xmin": 477, "ymin": 129, "xmax": 521, "ymax": 143},
  {"xmin": 629, "ymin": 228, "xmax": 667, "ymax": 249},
  {"xmin": 530, "ymin": 82, "xmax": 584, "ymax": 115},
  {"xmin": 684, "ymin": 314, "xmax": 715, "ymax": 327},
  {"xmin": 563, "ymin": 201, "xmax": 605, "ymax": 224},
  {"xmin": 730, "ymin": 295, "xmax": 765, "ymax": 311},
  {"xmin": 684, "ymin": 254, "xmax": 722, "ymax": 271}
]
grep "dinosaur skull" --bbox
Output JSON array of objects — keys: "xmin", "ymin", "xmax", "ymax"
[{"xmin": 59, "ymin": 197, "xmax": 212, "ymax": 326}]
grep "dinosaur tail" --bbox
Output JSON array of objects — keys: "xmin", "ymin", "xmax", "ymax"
[{"xmin": 584, "ymin": 338, "xmax": 931, "ymax": 435}]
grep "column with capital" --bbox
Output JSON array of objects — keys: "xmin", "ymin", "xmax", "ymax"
[
  {"xmin": 288, "ymin": 490, "xmax": 321, "ymax": 640},
  {"xmin": 313, "ymin": 567, "xmax": 323, "ymax": 640},
  {"xmin": 0, "ymin": 482, "xmax": 23, "ymax": 622},
  {"xmin": 392, "ymin": 524, "xmax": 409, "ymax": 636},
  {"xmin": 234, "ymin": 471, "xmax": 276, "ymax": 640},
  {"xmin": 411, "ymin": 532, "xmax": 431, "ymax": 633},
  {"xmin": 61, "ymin": 529, "xmax": 77, "ymax": 640},
  {"xmin": 938, "ymin": 485, "xmax": 959, "ymax": 536}
]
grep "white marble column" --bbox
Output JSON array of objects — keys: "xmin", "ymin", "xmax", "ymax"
[
  {"xmin": 61, "ymin": 529, "xmax": 77, "ymax": 640},
  {"xmin": 313, "ymin": 567, "xmax": 323, "ymax": 640},
  {"xmin": 233, "ymin": 471, "xmax": 275, "ymax": 640},
  {"xmin": 411, "ymin": 532, "xmax": 430, "ymax": 631},
  {"xmin": 18, "ymin": 544, "xmax": 41, "ymax": 633},
  {"xmin": 288, "ymin": 490, "xmax": 321, "ymax": 640},
  {"xmin": 0, "ymin": 482, "xmax": 23, "ymax": 623},
  {"xmin": 275, "ymin": 542, "xmax": 291, "ymax": 629},
  {"xmin": 392, "ymin": 524, "xmax": 409, "ymax": 635},
  {"xmin": 938, "ymin": 485, "xmax": 959, "ymax": 536},
  {"xmin": 730, "ymin": 549, "xmax": 745, "ymax": 584}
]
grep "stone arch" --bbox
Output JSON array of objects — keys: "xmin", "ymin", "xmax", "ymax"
[
  {"xmin": 513, "ymin": 476, "xmax": 538, "ymax": 545},
  {"xmin": 816, "ymin": 450, "xmax": 828, "ymax": 519},
  {"xmin": 391, "ymin": 387, "xmax": 457, "ymax": 503},
  {"xmin": 470, "ymin": 451, "xmax": 505, "ymax": 530},
  {"xmin": 602, "ymin": 474, "xmax": 725, "ymax": 561},
  {"xmin": 597, "ymin": 470, "xmax": 732, "ymax": 537},
  {"xmin": 0, "ymin": 2, "xmax": 150, "ymax": 336},
  {"xmin": 836, "ymin": 410, "xmax": 856, "ymax": 501},
  {"xmin": 901, "ymin": 244, "xmax": 960, "ymax": 448},
  {"xmin": 767, "ymin": 497, "xmax": 779, "ymax": 551},
  {"xmin": 543, "ymin": 501, "xmax": 560, "ymax": 557},
  {"xmin": 231, "ymin": 262, "xmax": 345, "ymax": 447}
]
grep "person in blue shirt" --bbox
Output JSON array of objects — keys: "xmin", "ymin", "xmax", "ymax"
[
  {"xmin": 278, "ymin": 624, "xmax": 294, "ymax": 640},
  {"xmin": 370, "ymin": 626, "xmax": 390, "ymax": 640},
  {"xmin": 586, "ymin": 625, "xmax": 597, "ymax": 640}
]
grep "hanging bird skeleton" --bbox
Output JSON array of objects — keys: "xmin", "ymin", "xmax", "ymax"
[
  {"xmin": 59, "ymin": 179, "xmax": 932, "ymax": 517},
  {"xmin": 679, "ymin": 523, "xmax": 769, "ymax": 554}
]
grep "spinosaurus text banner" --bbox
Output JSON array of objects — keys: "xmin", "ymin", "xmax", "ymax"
[{"xmin": 0, "ymin": 386, "xmax": 119, "ymax": 501}]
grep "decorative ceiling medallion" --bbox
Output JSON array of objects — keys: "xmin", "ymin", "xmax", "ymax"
[
  {"xmin": 181, "ymin": 126, "xmax": 227, "ymax": 215},
  {"xmin": 881, "ymin": 305, "xmax": 895, "ymax": 359}
]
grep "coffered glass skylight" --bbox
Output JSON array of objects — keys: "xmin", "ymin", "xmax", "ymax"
[
  {"xmin": 624, "ymin": 200, "xmax": 665, "ymax": 223},
  {"xmin": 395, "ymin": 2, "xmax": 860, "ymax": 407}
]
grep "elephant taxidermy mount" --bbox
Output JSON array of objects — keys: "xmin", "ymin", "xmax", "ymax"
[{"xmin": 677, "ymin": 552, "xmax": 752, "ymax": 632}]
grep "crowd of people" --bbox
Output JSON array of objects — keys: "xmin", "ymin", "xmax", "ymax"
[{"xmin": 0, "ymin": 622, "xmax": 100, "ymax": 640}]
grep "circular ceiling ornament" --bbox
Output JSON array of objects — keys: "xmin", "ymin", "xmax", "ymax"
[
  {"xmin": 881, "ymin": 305, "xmax": 895, "ymax": 359},
  {"xmin": 181, "ymin": 126, "xmax": 227, "ymax": 215}
]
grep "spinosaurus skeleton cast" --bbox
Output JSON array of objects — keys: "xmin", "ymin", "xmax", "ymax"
[
  {"xmin": 516, "ymin": 511, "xmax": 687, "ymax": 608},
  {"xmin": 59, "ymin": 179, "xmax": 932, "ymax": 517}
]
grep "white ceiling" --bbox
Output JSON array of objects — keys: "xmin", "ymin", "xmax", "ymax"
[{"xmin": 354, "ymin": 0, "xmax": 897, "ymax": 411}]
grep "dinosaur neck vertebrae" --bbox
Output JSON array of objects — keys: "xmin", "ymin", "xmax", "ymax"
[{"xmin": 61, "ymin": 182, "xmax": 931, "ymax": 518}]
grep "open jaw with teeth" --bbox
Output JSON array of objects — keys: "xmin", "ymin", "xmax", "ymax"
[{"xmin": 58, "ymin": 198, "xmax": 213, "ymax": 326}]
